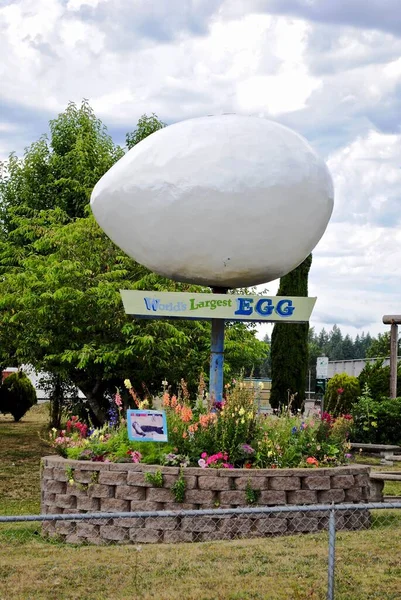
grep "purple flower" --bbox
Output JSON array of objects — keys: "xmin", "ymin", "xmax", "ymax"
[{"xmin": 240, "ymin": 443, "xmax": 255, "ymax": 455}]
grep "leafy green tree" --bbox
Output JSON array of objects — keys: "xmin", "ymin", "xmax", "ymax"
[
  {"xmin": 126, "ymin": 113, "xmax": 166, "ymax": 150},
  {"xmin": 366, "ymin": 332, "xmax": 401, "ymax": 359},
  {"xmin": 270, "ymin": 254, "xmax": 312, "ymax": 411},
  {"xmin": 224, "ymin": 323, "xmax": 268, "ymax": 380},
  {"xmin": 358, "ymin": 359, "xmax": 401, "ymax": 399},
  {"xmin": 0, "ymin": 103, "xmax": 267, "ymax": 424},
  {"xmin": 0, "ymin": 101, "xmax": 124, "ymax": 227}
]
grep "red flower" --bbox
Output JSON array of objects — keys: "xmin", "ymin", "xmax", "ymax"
[{"xmin": 337, "ymin": 388, "xmax": 344, "ymax": 395}]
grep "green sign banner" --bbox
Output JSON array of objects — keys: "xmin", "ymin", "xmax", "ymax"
[{"xmin": 120, "ymin": 291, "xmax": 316, "ymax": 323}]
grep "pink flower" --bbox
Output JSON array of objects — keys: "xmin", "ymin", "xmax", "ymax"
[
  {"xmin": 201, "ymin": 452, "xmax": 208, "ymax": 459},
  {"xmin": 337, "ymin": 388, "xmax": 344, "ymax": 395},
  {"xmin": 198, "ymin": 458, "xmax": 207, "ymax": 468},
  {"xmin": 115, "ymin": 392, "xmax": 122, "ymax": 408},
  {"xmin": 129, "ymin": 450, "xmax": 142, "ymax": 463}
]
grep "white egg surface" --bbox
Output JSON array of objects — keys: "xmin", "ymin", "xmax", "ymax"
[{"xmin": 91, "ymin": 115, "xmax": 333, "ymax": 287}]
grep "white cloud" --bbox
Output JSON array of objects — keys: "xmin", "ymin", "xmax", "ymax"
[
  {"xmin": 327, "ymin": 130, "xmax": 401, "ymax": 226},
  {"xmin": 1, "ymin": 0, "xmax": 401, "ymax": 344}
]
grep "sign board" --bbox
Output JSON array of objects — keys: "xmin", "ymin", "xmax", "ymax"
[
  {"xmin": 127, "ymin": 409, "xmax": 168, "ymax": 442},
  {"xmin": 121, "ymin": 291, "xmax": 316, "ymax": 323},
  {"xmin": 316, "ymin": 356, "xmax": 329, "ymax": 379}
]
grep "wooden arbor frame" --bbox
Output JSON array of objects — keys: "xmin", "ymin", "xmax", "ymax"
[{"xmin": 382, "ymin": 315, "xmax": 401, "ymax": 399}]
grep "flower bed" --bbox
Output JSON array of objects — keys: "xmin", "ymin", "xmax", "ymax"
[
  {"xmin": 49, "ymin": 381, "xmax": 354, "ymax": 470},
  {"xmin": 41, "ymin": 458, "xmax": 371, "ymax": 544},
  {"xmin": 42, "ymin": 380, "xmax": 371, "ymax": 543}
]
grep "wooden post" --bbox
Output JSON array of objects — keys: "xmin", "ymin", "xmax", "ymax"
[
  {"xmin": 383, "ymin": 315, "xmax": 400, "ymax": 399},
  {"xmin": 390, "ymin": 323, "xmax": 398, "ymax": 399}
]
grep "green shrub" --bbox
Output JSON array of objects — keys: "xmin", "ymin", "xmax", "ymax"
[
  {"xmin": 0, "ymin": 371, "xmax": 37, "ymax": 421},
  {"xmin": 351, "ymin": 385, "xmax": 379, "ymax": 444},
  {"xmin": 324, "ymin": 373, "xmax": 360, "ymax": 416},
  {"xmin": 358, "ymin": 360, "xmax": 401, "ymax": 400},
  {"xmin": 376, "ymin": 399, "xmax": 401, "ymax": 444},
  {"xmin": 352, "ymin": 385, "xmax": 401, "ymax": 445}
]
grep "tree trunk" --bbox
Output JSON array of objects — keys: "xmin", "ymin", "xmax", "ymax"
[
  {"xmin": 76, "ymin": 379, "xmax": 107, "ymax": 426},
  {"xmin": 49, "ymin": 375, "xmax": 64, "ymax": 429}
]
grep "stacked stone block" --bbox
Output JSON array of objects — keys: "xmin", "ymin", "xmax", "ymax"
[{"xmin": 41, "ymin": 458, "xmax": 372, "ymax": 544}]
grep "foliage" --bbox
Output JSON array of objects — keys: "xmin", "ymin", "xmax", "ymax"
[
  {"xmin": 144, "ymin": 470, "xmax": 164, "ymax": 488},
  {"xmin": 0, "ymin": 208, "xmax": 267, "ymax": 425},
  {"xmin": 351, "ymin": 385, "xmax": 379, "ymax": 444},
  {"xmin": 253, "ymin": 413, "xmax": 352, "ymax": 468},
  {"xmin": 270, "ymin": 254, "xmax": 312, "ymax": 410},
  {"xmin": 48, "ymin": 410, "xmax": 173, "ymax": 464},
  {"xmin": 352, "ymin": 385, "xmax": 401, "ymax": 445},
  {"xmin": 162, "ymin": 381, "xmax": 257, "ymax": 466},
  {"xmin": 358, "ymin": 359, "xmax": 401, "ymax": 399},
  {"xmin": 0, "ymin": 101, "xmax": 124, "ymax": 224},
  {"xmin": 49, "ymin": 381, "xmax": 352, "ymax": 469},
  {"xmin": 324, "ymin": 373, "xmax": 360, "ymax": 415},
  {"xmin": 162, "ymin": 453, "xmax": 190, "ymax": 467},
  {"xmin": 245, "ymin": 480, "xmax": 261, "ymax": 505},
  {"xmin": 308, "ymin": 326, "xmax": 374, "ymax": 365},
  {"xmin": 365, "ymin": 331, "xmax": 401, "ymax": 359},
  {"xmin": 126, "ymin": 114, "xmax": 166, "ymax": 150},
  {"xmin": 0, "ymin": 372, "xmax": 37, "ymax": 422},
  {"xmin": 171, "ymin": 469, "xmax": 186, "ymax": 503}
]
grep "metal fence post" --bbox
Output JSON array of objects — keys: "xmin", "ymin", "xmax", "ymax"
[{"xmin": 327, "ymin": 507, "xmax": 336, "ymax": 600}]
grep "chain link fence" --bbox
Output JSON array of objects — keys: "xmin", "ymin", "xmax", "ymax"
[{"xmin": 1, "ymin": 502, "xmax": 401, "ymax": 599}]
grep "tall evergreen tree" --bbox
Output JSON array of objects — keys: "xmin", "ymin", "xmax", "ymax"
[
  {"xmin": 327, "ymin": 325, "xmax": 344, "ymax": 360},
  {"xmin": 342, "ymin": 334, "xmax": 355, "ymax": 360},
  {"xmin": 270, "ymin": 254, "xmax": 312, "ymax": 410}
]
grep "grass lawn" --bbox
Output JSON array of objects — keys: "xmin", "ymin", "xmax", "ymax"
[
  {"xmin": 0, "ymin": 404, "xmax": 54, "ymax": 515},
  {"xmin": 1, "ymin": 406, "xmax": 401, "ymax": 599}
]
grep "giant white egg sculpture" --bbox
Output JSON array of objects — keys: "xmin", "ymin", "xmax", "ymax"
[{"xmin": 91, "ymin": 115, "xmax": 333, "ymax": 287}]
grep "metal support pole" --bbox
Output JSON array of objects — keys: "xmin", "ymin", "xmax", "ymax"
[
  {"xmin": 327, "ymin": 508, "xmax": 336, "ymax": 600},
  {"xmin": 209, "ymin": 287, "xmax": 228, "ymax": 404},
  {"xmin": 210, "ymin": 318, "xmax": 225, "ymax": 404},
  {"xmin": 390, "ymin": 322, "xmax": 398, "ymax": 399}
]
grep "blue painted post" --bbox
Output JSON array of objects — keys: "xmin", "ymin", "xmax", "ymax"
[
  {"xmin": 209, "ymin": 287, "xmax": 227, "ymax": 405},
  {"xmin": 210, "ymin": 318, "xmax": 225, "ymax": 404}
]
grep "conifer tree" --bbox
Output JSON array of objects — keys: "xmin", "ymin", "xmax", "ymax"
[{"xmin": 270, "ymin": 254, "xmax": 312, "ymax": 411}]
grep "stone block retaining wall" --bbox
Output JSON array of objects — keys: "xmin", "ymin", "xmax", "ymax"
[{"xmin": 41, "ymin": 457, "xmax": 372, "ymax": 544}]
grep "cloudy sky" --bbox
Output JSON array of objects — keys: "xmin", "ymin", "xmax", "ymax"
[{"xmin": 1, "ymin": 0, "xmax": 400, "ymax": 341}]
